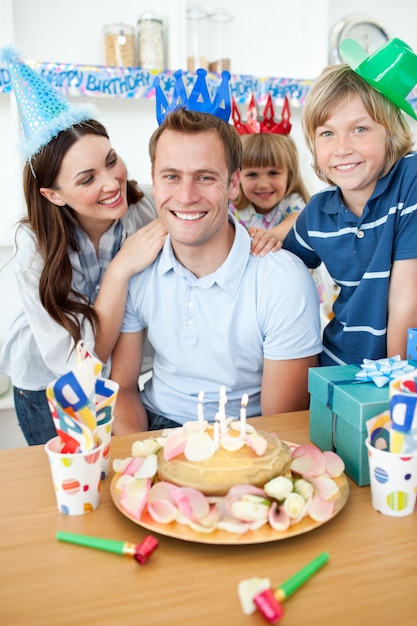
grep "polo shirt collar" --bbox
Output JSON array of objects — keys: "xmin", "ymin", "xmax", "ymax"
[
  {"xmin": 370, "ymin": 157, "xmax": 401, "ymax": 200},
  {"xmin": 320, "ymin": 185, "xmax": 342, "ymax": 214},
  {"xmin": 157, "ymin": 214, "xmax": 251, "ymax": 296}
]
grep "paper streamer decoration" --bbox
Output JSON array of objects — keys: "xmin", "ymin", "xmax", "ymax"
[
  {"xmin": 366, "ymin": 371, "xmax": 417, "ymax": 454},
  {"xmin": 46, "ymin": 355, "xmax": 102, "ymax": 452},
  {"xmin": 389, "ymin": 374, "xmax": 417, "ymax": 454},
  {"xmin": 96, "ymin": 377, "xmax": 119, "ymax": 426}
]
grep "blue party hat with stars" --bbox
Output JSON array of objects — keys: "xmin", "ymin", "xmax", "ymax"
[
  {"xmin": 1, "ymin": 47, "xmax": 95, "ymax": 161},
  {"xmin": 153, "ymin": 68, "xmax": 232, "ymax": 126}
]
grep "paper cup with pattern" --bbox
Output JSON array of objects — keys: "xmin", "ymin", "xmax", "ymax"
[
  {"xmin": 45, "ymin": 436, "xmax": 104, "ymax": 515},
  {"xmin": 365, "ymin": 437, "xmax": 417, "ymax": 517}
]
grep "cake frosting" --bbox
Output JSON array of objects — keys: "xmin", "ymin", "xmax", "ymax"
[{"xmin": 157, "ymin": 425, "xmax": 291, "ymax": 496}]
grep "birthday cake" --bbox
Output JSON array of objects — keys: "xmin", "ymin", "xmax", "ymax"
[
  {"xmin": 113, "ymin": 392, "xmax": 346, "ymax": 534},
  {"xmin": 157, "ymin": 423, "xmax": 291, "ymax": 496}
]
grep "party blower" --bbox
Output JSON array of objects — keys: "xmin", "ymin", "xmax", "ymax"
[
  {"xmin": 56, "ymin": 531, "xmax": 159, "ymax": 564},
  {"xmin": 238, "ymin": 552, "xmax": 329, "ymax": 623}
]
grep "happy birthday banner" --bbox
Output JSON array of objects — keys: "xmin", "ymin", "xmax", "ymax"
[
  {"xmin": 1, "ymin": 61, "xmax": 417, "ymax": 112},
  {"xmin": 0, "ymin": 60, "xmax": 312, "ymax": 106}
]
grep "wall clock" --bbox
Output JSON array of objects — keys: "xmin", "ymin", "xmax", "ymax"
[{"xmin": 329, "ymin": 14, "xmax": 390, "ymax": 64}]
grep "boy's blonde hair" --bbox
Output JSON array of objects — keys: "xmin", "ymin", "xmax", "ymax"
[
  {"xmin": 303, "ymin": 64, "xmax": 414, "ymax": 184},
  {"xmin": 234, "ymin": 133, "xmax": 309, "ymax": 211}
]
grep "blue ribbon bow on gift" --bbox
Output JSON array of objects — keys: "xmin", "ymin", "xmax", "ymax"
[{"xmin": 355, "ymin": 356, "xmax": 415, "ymax": 388}]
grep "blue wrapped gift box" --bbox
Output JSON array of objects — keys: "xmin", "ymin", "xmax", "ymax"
[
  {"xmin": 406, "ymin": 328, "xmax": 417, "ymax": 361},
  {"xmin": 308, "ymin": 365, "xmax": 391, "ymax": 486}
]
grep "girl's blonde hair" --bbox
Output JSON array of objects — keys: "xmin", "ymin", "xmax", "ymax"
[
  {"xmin": 303, "ymin": 64, "xmax": 414, "ymax": 184},
  {"xmin": 233, "ymin": 133, "xmax": 309, "ymax": 211}
]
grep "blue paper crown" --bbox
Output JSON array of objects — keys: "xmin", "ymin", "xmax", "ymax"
[{"xmin": 153, "ymin": 68, "xmax": 232, "ymax": 125}]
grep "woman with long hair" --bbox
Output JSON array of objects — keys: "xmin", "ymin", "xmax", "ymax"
[{"xmin": 0, "ymin": 50, "xmax": 166, "ymax": 444}]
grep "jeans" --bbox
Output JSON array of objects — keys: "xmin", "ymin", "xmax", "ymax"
[
  {"xmin": 13, "ymin": 387, "xmax": 57, "ymax": 446},
  {"xmin": 146, "ymin": 409, "xmax": 180, "ymax": 431}
]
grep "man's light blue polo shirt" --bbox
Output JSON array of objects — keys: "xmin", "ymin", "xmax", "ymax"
[{"xmin": 122, "ymin": 216, "xmax": 322, "ymax": 424}]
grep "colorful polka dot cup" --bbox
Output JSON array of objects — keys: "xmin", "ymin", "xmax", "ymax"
[
  {"xmin": 96, "ymin": 415, "xmax": 114, "ymax": 480},
  {"xmin": 365, "ymin": 437, "xmax": 417, "ymax": 517},
  {"xmin": 45, "ymin": 436, "xmax": 104, "ymax": 515}
]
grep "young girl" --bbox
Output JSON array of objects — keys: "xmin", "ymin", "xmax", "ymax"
[
  {"xmin": 230, "ymin": 132, "xmax": 309, "ymax": 253},
  {"xmin": 283, "ymin": 38, "xmax": 417, "ymax": 366},
  {"xmin": 0, "ymin": 50, "xmax": 167, "ymax": 444}
]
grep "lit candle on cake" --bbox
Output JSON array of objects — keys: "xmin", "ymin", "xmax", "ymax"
[
  {"xmin": 213, "ymin": 421, "xmax": 220, "ymax": 450},
  {"xmin": 240, "ymin": 393, "xmax": 249, "ymax": 437},
  {"xmin": 197, "ymin": 390, "xmax": 205, "ymax": 431},
  {"xmin": 219, "ymin": 385, "xmax": 227, "ymax": 435}
]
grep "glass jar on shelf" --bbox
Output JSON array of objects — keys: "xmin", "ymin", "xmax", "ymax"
[
  {"xmin": 186, "ymin": 4, "xmax": 209, "ymax": 71},
  {"xmin": 103, "ymin": 23, "xmax": 135, "ymax": 67},
  {"xmin": 208, "ymin": 7, "xmax": 234, "ymax": 73},
  {"xmin": 137, "ymin": 10, "xmax": 165, "ymax": 70}
]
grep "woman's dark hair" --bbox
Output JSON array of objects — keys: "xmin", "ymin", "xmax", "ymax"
[{"xmin": 20, "ymin": 119, "xmax": 143, "ymax": 348}]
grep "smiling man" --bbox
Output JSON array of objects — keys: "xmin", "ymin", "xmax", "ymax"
[{"xmin": 109, "ymin": 106, "xmax": 322, "ymax": 433}]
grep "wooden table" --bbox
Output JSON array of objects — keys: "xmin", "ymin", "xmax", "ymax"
[{"xmin": 1, "ymin": 411, "xmax": 416, "ymax": 625}]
